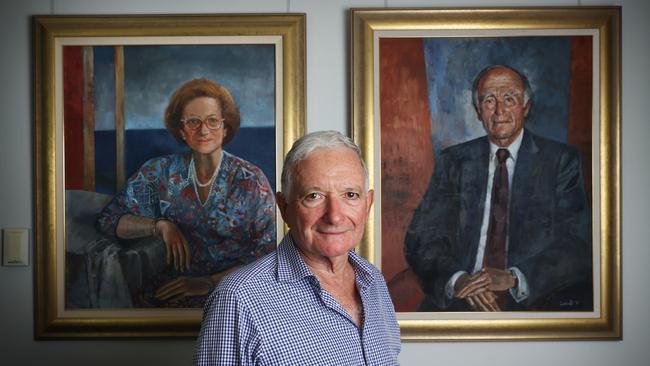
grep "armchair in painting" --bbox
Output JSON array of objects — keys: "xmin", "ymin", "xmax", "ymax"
[{"xmin": 65, "ymin": 189, "xmax": 166, "ymax": 308}]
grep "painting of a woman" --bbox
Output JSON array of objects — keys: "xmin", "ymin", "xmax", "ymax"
[{"xmin": 96, "ymin": 78, "xmax": 276, "ymax": 307}]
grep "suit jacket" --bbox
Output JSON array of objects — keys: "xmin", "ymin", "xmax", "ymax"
[{"xmin": 404, "ymin": 129, "xmax": 592, "ymax": 311}]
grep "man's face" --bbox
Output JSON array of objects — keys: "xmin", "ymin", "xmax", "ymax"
[
  {"xmin": 476, "ymin": 67, "xmax": 531, "ymax": 147},
  {"xmin": 277, "ymin": 147, "xmax": 373, "ymax": 262}
]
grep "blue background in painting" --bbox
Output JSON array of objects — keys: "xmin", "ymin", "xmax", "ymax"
[
  {"xmin": 91, "ymin": 45, "xmax": 276, "ymax": 194},
  {"xmin": 423, "ymin": 37, "xmax": 572, "ymax": 155},
  {"xmin": 95, "ymin": 127, "xmax": 275, "ymax": 195}
]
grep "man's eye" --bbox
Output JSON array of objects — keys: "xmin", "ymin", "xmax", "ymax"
[
  {"xmin": 301, "ymin": 192, "xmax": 324, "ymax": 207},
  {"xmin": 305, "ymin": 192, "xmax": 322, "ymax": 201},
  {"xmin": 345, "ymin": 192, "xmax": 360, "ymax": 200}
]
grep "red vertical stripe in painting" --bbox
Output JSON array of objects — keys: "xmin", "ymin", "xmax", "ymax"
[
  {"xmin": 567, "ymin": 36, "xmax": 593, "ymax": 203},
  {"xmin": 379, "ymin": 38, "xmax": 432, "ymax": 311},
  {"xmin": 63, "ymin": 46, "xmax": 84, "ymax": 189}
]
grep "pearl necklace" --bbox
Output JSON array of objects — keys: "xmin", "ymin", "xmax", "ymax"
[
  {"xmin": 189, "ymin": 154, "xmax": 221, "ymax": 207},
  {"xmin": 190, "ymin": 157, "xmax": 220, "ymax": 187}
]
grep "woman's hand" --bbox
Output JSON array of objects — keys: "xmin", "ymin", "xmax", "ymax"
[
  {"xmin": 155, "ymin": 219, "xmax": 191, "ymax": 272},
  {"xmin": 115, "ymin": 215, "xmax": 191, "ymax": 272},
  {"xmin": 154, "ymin": 276, "xmax": 213, "ymax": 302},
  {"xmin": 153, "ymin": 266, "xmax": 241, "ymax": 302}
]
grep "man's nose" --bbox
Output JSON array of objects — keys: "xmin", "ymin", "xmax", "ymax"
[
  {"xmin": 495, "ymin": 99, "xmax": 507, "ymax": 118},
  {"xmin": 322, "ymin": 197, "xmax": 344, "ymax": 224}
]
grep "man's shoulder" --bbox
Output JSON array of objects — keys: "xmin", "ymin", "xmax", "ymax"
[
  {"xmin": 439, "ymin": 135, "xmax": 487, "ymax": 160},
  {"xmin": 523, "ymin": 131, "xmax": 582, "ymax": 165},
  {"xmin": 348, "ymin": 251, "xmax": 392, "ymax": 294},
  {"xmin": 216, "ymin": 251, "xmax": 277, "ymax": 295},
  {"xmin": 528, "ymin": 131, "xmax": 577, "ymax": 152},
  {"xmin": 439, "ymin": 131, "xmax": 578, "ymax": 158},
  {"xmin": 349, "ymin": 250, "xmax": 384, "ymax": 277}
]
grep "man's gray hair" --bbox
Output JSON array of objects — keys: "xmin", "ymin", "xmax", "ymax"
[
  {"xmin": 280, "ymin": 130, "xmax": 369, "ymax": 199},
  {"xmin": 471, "ymin": 64, "xmax": 533, "ymax": 111}
]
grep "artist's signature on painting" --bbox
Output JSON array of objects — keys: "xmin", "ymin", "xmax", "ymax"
[{"xmin": 560, "ymin": 300, "xmax": 581, "ymax": 307}]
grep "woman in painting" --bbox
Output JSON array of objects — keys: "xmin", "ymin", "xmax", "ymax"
[{"xmin": 96, "ymin": 78, "xmax": 276, "ymax": 308}]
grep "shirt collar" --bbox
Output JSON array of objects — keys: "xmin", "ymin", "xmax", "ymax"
[
  {"xmin": 347, "ymin": 250, "xmax": 375, "ymax": 291},
  {"xmin": 276, "ymin": 233, "xmax": 314, "ymax": 283},
  {"xmin": 276, "ymin": 232, "xmax": 375, "ymax": 290},
  {"xmin": 489, "ymin": 129, "xmax": 524, "ymax": 162}
]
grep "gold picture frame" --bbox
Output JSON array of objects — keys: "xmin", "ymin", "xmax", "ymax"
[
  {"xmin": 33, "ymin": 14, "xmax": 305, "ymax": 338},
  {"xmin": 350, "ymin": 7, "xmax": 620, "ymax": 340}
]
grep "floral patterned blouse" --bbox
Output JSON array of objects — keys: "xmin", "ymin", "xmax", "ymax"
[{"xmin": 96, "ymin": 151, "xmax": 276, "ymax": 307}]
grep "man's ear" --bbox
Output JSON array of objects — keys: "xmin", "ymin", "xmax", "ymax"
[
  {"xmin": 366, "ymin": 189, "xmax": 375, "ymax": 215},
  {"xmin": 275, "ymin": 192, "xmax": 289, "ymax": 223},
  {"xmin": 523, "ymin": 100, "xmax": 532, "ymax": 118},
  {"xmin": 474, "ymin": 104, "xmax": 483, "ymax": 121}
]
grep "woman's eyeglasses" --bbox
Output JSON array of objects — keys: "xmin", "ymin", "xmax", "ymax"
[{"xmin": 181, "ymin": 115, "xmax": 224, "ymax": 130}]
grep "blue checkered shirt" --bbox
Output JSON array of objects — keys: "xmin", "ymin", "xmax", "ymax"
[{"xmin": 193, "ymin": 234, "xmax": 401, "ymax": 365}]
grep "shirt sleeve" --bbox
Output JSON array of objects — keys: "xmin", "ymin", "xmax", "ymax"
[
  {"xmin": 445, "ymin": 271, "xmax": 468, "ymax": 299},
  {"xmin": 193, "ymin": 288, "xmax": 261, "ymax": 366},
  {"xmin": 508, "ymin": 266, "xmax": 530, "ymax": 303},
  {"xmin": 96, "ymin": 159, "xmax": 163, "ymax": 237},
  {"xmin": 447, "ymin": 269, "xmax": 529, "ymax": 303}
]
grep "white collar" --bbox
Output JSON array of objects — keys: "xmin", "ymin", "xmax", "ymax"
[{"xmin": 489, "ymin": 129, "xmax": 524, "ymax": 162}]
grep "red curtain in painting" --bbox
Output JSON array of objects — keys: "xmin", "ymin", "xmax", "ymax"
[
  {"xmin": 63, "ymin": 46, "xmax": 85, "ymax": 190},
  {"xmin": 567, "ymin": 36, "xmax": 593, "ymax": 203},
  {"xmin": 379, "ymin": 38, "xmax": 432, "ymax": 311}
]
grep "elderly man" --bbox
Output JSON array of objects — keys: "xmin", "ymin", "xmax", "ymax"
[
  {"xmin": 405, "ymin": 65, "xmax": 592, "ymax": 312},
  {"xmin": 194, "ymin": 131, "xmax": 400, "ymax": 365}
]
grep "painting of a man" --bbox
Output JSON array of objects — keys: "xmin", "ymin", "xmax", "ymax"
[{"xmin": 404, "ymin": 64, "xmax": 592, "ymax": 311}]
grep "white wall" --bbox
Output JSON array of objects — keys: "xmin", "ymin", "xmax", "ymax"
[{"xmin": 1, "ymin": 0, "xmax": 647, "ymax": 365}]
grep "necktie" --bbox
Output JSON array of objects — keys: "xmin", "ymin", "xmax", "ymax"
[
  {"xmin": 484, "ymin": 148, "xmax": 510, "ymax": 270},
  {"xmin": 484, "ymin": 148, "xmax": 510, "ymax": 309}
]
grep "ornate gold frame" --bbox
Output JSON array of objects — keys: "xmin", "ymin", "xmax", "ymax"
[
  {"xmin": 350, "ymin": 7, "xmax": 620, "ymax": 340},
  {"xmin": 33, "ymin": 14, "xmax": 305, "ymax": 338}
]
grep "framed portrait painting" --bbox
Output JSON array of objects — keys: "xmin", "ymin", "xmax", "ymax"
[
  {"xmin": 351, "ymin": 7, "xmax": 620, "ymax": 340},
  {"xmin": 33, "ymin": 14, "xmax": 305, "ymax": 338}
]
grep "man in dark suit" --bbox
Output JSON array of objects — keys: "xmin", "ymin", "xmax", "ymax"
[{"xmin": 404, "ymin": 65, "xmax": 592, "ymax": 311}]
